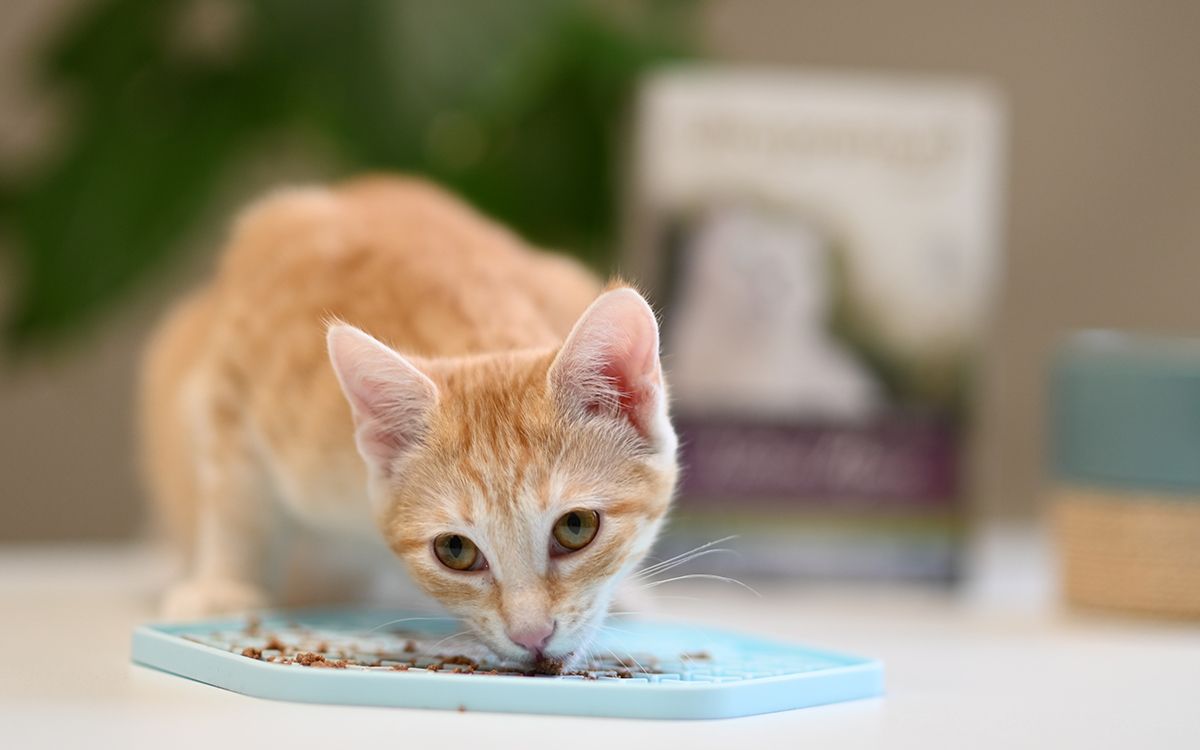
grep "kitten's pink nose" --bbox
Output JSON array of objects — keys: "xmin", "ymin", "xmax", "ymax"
[{"xmin": 507, "ymin": 621, "xmax": 556, "ymax": 654}]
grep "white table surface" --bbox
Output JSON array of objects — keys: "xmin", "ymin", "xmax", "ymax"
[{"xmin": 2, "ymin": 526, "xmax": 1198, "ymax": 749}]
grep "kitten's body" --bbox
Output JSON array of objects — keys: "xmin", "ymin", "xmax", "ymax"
[{"xmin": 142, "ymin": 177, "xmax": 677, "ymax": 667}]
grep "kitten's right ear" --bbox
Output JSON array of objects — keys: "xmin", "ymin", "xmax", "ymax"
[
  {"xmin": 326, "ymin": 325, "xmax": 438, "ymax": 476},
  {"xmin": 549, "ymin": 287, "xmax": 674, "ymax": 452}
]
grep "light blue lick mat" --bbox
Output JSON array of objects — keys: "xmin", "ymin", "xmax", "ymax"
[{"xmin": 131, "ymin": 609, "xmax": 884, "ymax": 720}]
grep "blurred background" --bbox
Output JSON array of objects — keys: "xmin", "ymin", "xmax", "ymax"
[{"xmin": 1, "ymin": 0, "xmax": 1198, "ymax": 604}]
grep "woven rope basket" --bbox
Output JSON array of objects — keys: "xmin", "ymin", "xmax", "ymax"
[{"xmin": 1055, "ymin": 488, "xmax": 1200, "ymax": 619}]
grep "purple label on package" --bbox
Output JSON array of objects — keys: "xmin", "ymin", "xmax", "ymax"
[{"xmin": 676, "ymin": 418, "xmax": 961, "ymax": 509}]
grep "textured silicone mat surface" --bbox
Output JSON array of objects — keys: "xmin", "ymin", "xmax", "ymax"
[{"xmin": 131, "ymin": 609, "xmax": 883, "ymax": 719}]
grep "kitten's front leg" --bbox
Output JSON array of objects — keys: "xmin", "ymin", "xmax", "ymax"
[
  {"xmin": 162, "ymin": 513, "xmax": 270, "ymax": 618},
  {"xmin": 163, "ymin": 576, "xmax": 266, "ymax": 619},
  {"xmin": 162, "ymin": 429, "xmax": 273, "ymax": 619}
]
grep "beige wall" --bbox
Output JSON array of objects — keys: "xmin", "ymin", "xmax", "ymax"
[{"xmin": 3, "ymin": 0, "xmax": 1199, "ymax": 540}]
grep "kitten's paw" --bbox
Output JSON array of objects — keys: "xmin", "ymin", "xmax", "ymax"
[{"xmin": 161, "ymin": 579, "xmax": 267, "ymax": 620}]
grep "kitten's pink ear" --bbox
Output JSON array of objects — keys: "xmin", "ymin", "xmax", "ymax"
[
  {"xmin": 549, "ymin": 288, "xmax": 674, "ymax": 450},
  {"xmin": 327, "ymin": 325, "xmax": 438, "ymax": 475}
]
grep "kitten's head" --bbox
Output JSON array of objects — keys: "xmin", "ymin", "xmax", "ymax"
[{"xmin": 327, "ymin": 288, "xmax": 677, "ymax": 668}]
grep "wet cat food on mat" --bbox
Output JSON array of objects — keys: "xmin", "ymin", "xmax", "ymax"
[
  {"xmin": 183, "ymin": 619, "xmax": 660, "ymax": 678},
  {"xmin": 132, "ymin": 609, "xmax": 883, "ymax": 719}
]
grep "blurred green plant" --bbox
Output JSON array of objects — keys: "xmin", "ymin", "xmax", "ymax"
[{"xmin": 0, "ymin": 0, "xmax": 697, "ymax": 350}]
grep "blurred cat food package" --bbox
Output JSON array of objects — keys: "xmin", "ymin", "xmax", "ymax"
[{"xmin": 625, "ymin": 69, "xmax": 1006, "ymax": 582}]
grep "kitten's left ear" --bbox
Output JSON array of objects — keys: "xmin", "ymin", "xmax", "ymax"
[
  {"xmin": 327, "ymin": 324, "xmax": 438, "ymax": 477},
  {"xmin": 549, "ymin": 287, "xmax": 674, "ymax": 451}
]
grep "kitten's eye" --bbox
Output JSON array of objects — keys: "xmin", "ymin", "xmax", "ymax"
[
  {"xmin": 552, "ymin": 509, "xmax": 600, "ymax": 553},
  {"xmin": 433, "ymin": 533, "xmax": 483, "ymax": 571}
]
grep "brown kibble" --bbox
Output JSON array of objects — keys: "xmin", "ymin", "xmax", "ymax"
[
  {"xmin": 533, "ymin": 656, "xmax": 565, "ymax": 675},
  {"xmin": 295, "ymin": 651, "xmax": 326, "ymax": 666},
  {"xmin": 612, "ymin": 656, "xmax": 657, "ymax": 671},
  {"xmin": 194, "ymin": 625, "xmax": 676, "ymax": 679},
  {"xmin": 244, "ymin": 616, "xmax": 261, "ymax": 636},
  {"xmin": 457, "ymin": 705, "xmax": 467, "ymax": 713},
  {"xmin": 310, "ymin": 658, "xmax": 348, "ymax": 669},
  {"xmin": 440, "ymin": 655, "xmax": 477, "ymax": 668}
]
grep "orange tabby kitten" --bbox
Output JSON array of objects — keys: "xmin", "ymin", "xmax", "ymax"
[{"xmin": 140, "ymin": 176, "xmax": 678, "ymax": 667}]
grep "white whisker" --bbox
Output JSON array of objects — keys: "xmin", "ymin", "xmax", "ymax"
[
  {"xmin": 631, "ymin": 548, "xmax": 739, "ymax": 581},
  {"xmin": 639, "ymin": 573, "xmax": 760, "ymax": 596},
  {"xmin": 427, "ymin": 630, "xmax": 473, "ymax": 652},
  {"xmin": 603, "ymin": 643, "xmax": 649, "ymax": 675},
  {"xmin": 637, "ymin": 548, "xmax": 736, "ymax": 578},
  {"xmin": 368, "ymin": 615, "xmax": 459, "ymax": 633},
  {"xmin": 632, "ymin": 536, "xmax": 739, "ymax": 579},
  {"xmin": 637, "ymin": 535, "xmax": 739, "ymax": 572}
]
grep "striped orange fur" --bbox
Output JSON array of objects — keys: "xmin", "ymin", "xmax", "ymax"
[{"xmin": 140, "ymin": 175, "xmax": 678, "ymax": 666}]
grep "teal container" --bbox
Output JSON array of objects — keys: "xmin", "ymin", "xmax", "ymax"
[
  {"xmin": 1050, "ymin": 331, "xmax": 1200, "ymax": 618},
  {"xmin": 1052, "ymin": 330, "xmax": 1200, "ymax": 492}
]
